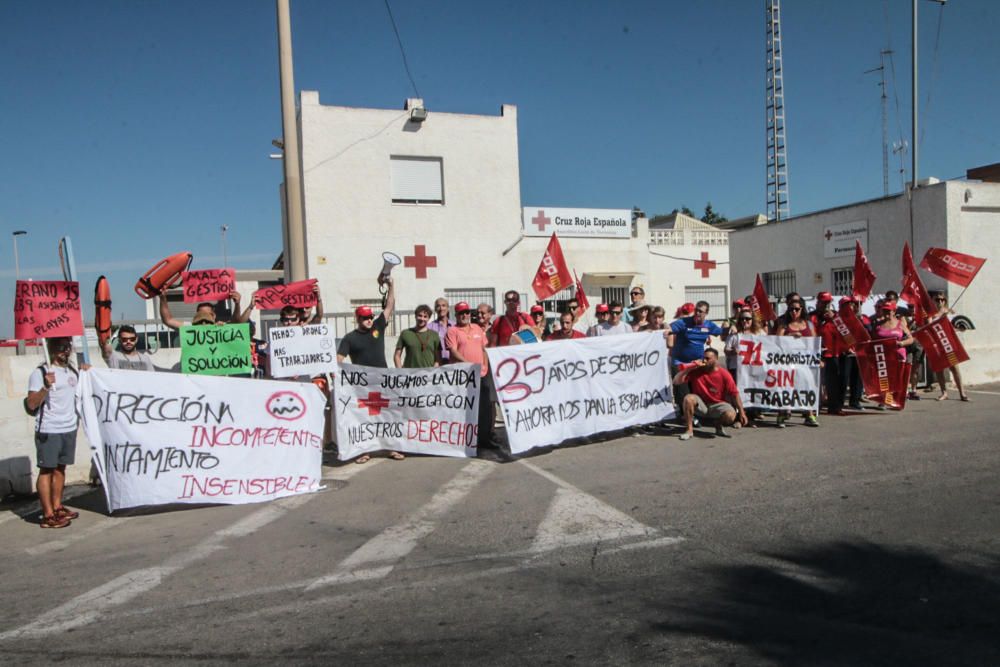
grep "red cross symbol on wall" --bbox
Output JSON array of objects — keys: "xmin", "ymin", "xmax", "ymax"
[
  {"xmin": 693, "ymin": 252, "xmax": 717, "ymax": 278},
  {"xmin": 403, "ymin": 245, "xmax": 437, "ymax": 279},
  {"xmin": 357, "ymin": 391, "xmax": 391, "ymax": 416},
  {"xmin": 824, "ymin": 230, "xmax": 833, "ymax": 241},
  {"xmin": 531, "ymin": 210, "xmax": 551, "ymax": 232}
]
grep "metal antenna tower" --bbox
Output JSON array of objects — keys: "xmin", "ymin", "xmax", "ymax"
[
  {"xmin": 865, "ymin": 50, "xmax": 892, "ymax": 197},
  {"xmin": 765, "ymin": 0, "xmax": 790, "ymax": 222}
]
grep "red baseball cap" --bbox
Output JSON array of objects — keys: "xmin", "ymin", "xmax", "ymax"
[
  {"xmin": 816, "ymin": 291, "xmax": 833, "ymax": 303},
  {"xmin": 530, "ymin": 305, "xmax": 544, "ymax": 314},
  {"xmin": 732, "ymin": 299, "xmax": 746, "ymax": 308},
  {"xmin": 355, "ymin": 305, "xmax": 374, "ymax": 318},
  {"xmin": 454, "ymin": 301, "xmax": 471, "ymax": 313},
  {"xmin": 838, "ymin": 296, "xmax": 853, "ymax": 307},
  {"xmin": 596, "ymin": 303, "xmax": 610, "ymax": 313}
]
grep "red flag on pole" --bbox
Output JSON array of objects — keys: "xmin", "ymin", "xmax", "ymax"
[
  {"xmin": 901, "ymin": 243, "xmax": 935, "ymax": 325},
  {"xmin": 573, "ymin": 269, "xmax": 589, "ymax": 315},
  {"xmin": 919, "ymin": 247, "xmax": 986, "ymax": 288},
  {"xmin": 852, "ymin": 241, "xmax": 877, "ymax": 301},
  {"xmin": 747, "ymin": 274, "xmax": 776, "ymax": 329},
  {"xmin": 531, "ymin": 233, "xmax": 573, "ymax": 301},
  {"xmin": 912, "ymin": 316, "xmax": 969, "ymax": 373},
  {"xmin": 856, "ymin": 338, "xmax": 909, "ymax": 409},
  {"xmin": 831, "ymin": 302, "xmax": 871, "ymax": 350}
]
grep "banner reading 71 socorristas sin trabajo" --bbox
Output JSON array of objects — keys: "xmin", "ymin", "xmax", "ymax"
[
  {"xmin": 78, "ymin": 369, "xmax": 326, "ymax": 511},
  {"xmin": 736, "ymin": 334, "xmax": 821, "ymax": 412}
]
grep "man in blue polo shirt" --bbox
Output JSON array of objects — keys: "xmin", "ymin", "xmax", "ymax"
[{"xmin": 669, "ymin": 300, "xmax": 724, "ymax": 408}]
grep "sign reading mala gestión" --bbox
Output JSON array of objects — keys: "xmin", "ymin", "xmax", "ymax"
[{"xmin": 487, "ymin": 333, "xmax": 673, "ymax": 455}]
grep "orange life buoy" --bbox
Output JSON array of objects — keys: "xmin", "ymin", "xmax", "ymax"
[
  {"xmin": 134, "ymin": 252, "xmax": 193, "ymax": 299},
  {"xmin": 94, "ymin": 275, "xmax": 112, "ymax": 346}
]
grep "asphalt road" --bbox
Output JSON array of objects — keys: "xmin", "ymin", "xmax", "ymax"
[{"xmin": 2, "ymin": 386, "xmax": 999, "ymax": 665}]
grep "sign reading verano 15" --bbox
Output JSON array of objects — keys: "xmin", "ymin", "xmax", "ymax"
[{"xmin": 522, "ymin": 207, "xmax": 632, "ymax": 238}]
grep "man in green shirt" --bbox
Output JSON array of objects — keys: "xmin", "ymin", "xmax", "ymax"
[{"xmin": 394, "ymin": 304, "xmax": 441, "ymax": 369}]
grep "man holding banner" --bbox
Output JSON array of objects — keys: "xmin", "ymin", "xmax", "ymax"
[
  {"xmin": 446, "ymin": 302, "xmax": 498, "ymax": 455},
  {"xmin": 673, "ymin": 348, "xmax": 747, "ymax": 440}
]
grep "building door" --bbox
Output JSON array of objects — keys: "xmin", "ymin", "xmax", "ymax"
[{"xmin": 684, "ymin": 285, "xmax": 728, "ymax": 321}]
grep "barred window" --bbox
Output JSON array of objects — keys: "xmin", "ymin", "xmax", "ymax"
[
  {"xmin": 601, "ymin": 287, "xmax": 627, "ymax": 306},
  {"xmin": 763, "ymin": 269, "xmax": 796, "ymax": 300},
  {"xmin": 684, "ymin": 285, "xmax": 728, "ymax": 321},
  {"xmin": 831, "ymin": 267, "xmax": 853, "ymax": 296}
]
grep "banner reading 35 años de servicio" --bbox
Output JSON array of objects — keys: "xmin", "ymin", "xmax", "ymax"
[
  {"xmin": 487, "ymin": 332, "xmax": 674, "ymax": 455},
  {"xmin": 78, "ymin": 369, "xmax": 326, "ymax": 511},
  {"xmin": 736, "ymin": 334, "xmax": 822, "ymax": 412}
]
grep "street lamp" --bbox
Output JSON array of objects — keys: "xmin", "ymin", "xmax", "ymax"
[
  {"xmin": 221, "ymin": 225, "xmax": 229, "ymax": 267},
  {"xmin": 12, "ymin": 230, "xmax": 26, "ymax": 280}
]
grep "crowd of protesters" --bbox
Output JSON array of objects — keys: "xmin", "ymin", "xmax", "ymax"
[{"xmin": 27, "ymin": 275, "xmax": 969, "ymax": 528}]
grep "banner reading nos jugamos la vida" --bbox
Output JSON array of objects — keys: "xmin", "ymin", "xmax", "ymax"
[
  {"xmin": 487, "ymin": 333, "xmax": 674, "ymax": 455},
  {"xmin": 736, "ymin": 334, "xmax": 821, "ymax": 412},
  {"xmin": 78, "ymin": 369, "xmax": 326, "ymax": 511},
  {"xmin": 334, "ymin": 362, "xmax": 480, "ymax": 461}
]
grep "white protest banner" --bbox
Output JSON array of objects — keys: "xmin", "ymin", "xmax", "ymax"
[
  {"xmin": 268, "ymin": 323, "xmax": 338, "ymax": 378},
  {"xmin": 334, "ymin": 362, "xmax": 480, "ymax": 460},
  {"xmin": 487, "ymin": 332, "xmax": 673, "ymax": 455},
  {"xmin": 78, "ymin": 369, "xmax": 326, "ymax": 512},
  {"xmin": 736, "ymin": 334, "xmax": 821, "ymax": 412}
]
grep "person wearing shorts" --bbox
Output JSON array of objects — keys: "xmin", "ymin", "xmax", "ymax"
[
  {"xmin": 25, "ymin": 337, "xmax": 87, "ymax": 529},
  {"xmin": 672, "ymin": 348, "xmax": 747, "ymax": 440}
]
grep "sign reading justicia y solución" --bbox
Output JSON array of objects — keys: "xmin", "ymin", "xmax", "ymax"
[{"xmin": 522, "ymin": 207, "xmax": 632, "ymax": 238}]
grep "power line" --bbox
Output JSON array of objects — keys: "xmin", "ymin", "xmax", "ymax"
[
  {"xmin": 921, "ymin": 2, "xmax": 946, "ymax": 149},
  {"xmin": 384, "ymin": 0, "xmax": 421, "ymax": 99}
]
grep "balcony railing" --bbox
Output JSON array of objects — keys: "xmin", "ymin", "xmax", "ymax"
[{"xmin": 649, "ymin": 229, "xmax": 728, "ymax": 246}]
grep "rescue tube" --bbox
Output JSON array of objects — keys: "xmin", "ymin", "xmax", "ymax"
[
  {"xmin": 94, "ymin": 276, "xmax": 112, "ymax": 346},
  {"xmin": 134, "ymin": 251, "xmax": 193, "ymax": 299}
]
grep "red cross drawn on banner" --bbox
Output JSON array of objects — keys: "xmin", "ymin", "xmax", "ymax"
[
  {"xmin": 357, "ymin": 391, "xmax": 391, "ymax": 416},
  {"xmin": 403, "ymin": 245, "xmax": 437, "ymax": 279},
  {"xmin": 531, "ymin": 210, "xmax": 551, "ymax": 232},
  {"xmin": 694, "ymin": 252, "xmax": 717, "ymax": 278}
]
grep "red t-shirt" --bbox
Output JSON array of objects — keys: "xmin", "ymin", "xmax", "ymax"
[
  {"xmin": 688, "ymin": 366, "xmax": 738, "ymax": 404},
  {"xmin": 815, "ymin": 317, "xmax": 843, "ymax": 358},
  {"xmin": 490, "ymin": 312, "xmax": 532, "ymax": 347},
  {"xmin": 545, "ymin": 329, "xmax": 585, "ymax": 341}
]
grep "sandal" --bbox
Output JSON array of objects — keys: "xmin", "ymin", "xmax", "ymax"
[
  {"xmin": 388, "ymin": 451, "xmax": 405, "ymax": 461},
  {"xmin": 354, "ymin": 454, "xmax": 371, "ymax": 464},
  {"xmin": 40, "ymin": 514, "xmax": 71, "ymax": 529},
  {"xmin": 960, "ymin": 395, "xmax": 970, "ymax": 402},
  {"xmin": 54, "ymin": 506, "xmax": 80, "ymax": 520}
]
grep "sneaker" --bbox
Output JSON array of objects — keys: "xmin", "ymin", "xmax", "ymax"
[
  {"xmin": 39, "ymin": 514, "xmax": 71, "ymax": 529},
  {"xmin": 908, "ymin": 391, "xmax": 921, "ymax": 401},
  {"xmin": 849, "ymin": 403, "xmax": 864, "ymax": 411},
  {"xmin": 678, "ymin": 432, "xmax": 693, "ymax": 441},
  {"xmin": 804, "ymin": 415, "xmax": 819, "ymax": 427},
  {"xmin": 715, "ymin": 425, "xmax": 731, "ymax": 438},
  {"xmin": 776, "ymin": 415, "xmax": 788, "ymax": 429}
]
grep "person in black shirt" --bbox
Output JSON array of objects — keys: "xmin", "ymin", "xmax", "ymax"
[{"xmin": 337, "ymin": 278, "xmax": 395, "ymax": 368}]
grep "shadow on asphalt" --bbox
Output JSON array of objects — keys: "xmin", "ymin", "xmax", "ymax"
[{"xmin": 649, "ymin": 541, "xmax": 1000, "ymax": 665}]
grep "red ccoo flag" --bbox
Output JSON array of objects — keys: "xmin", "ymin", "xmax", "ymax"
[
  {"xmin": 901, "ymin": 243, "xmax": 935, "ymax": 325},
  {"xmin": 919, "ymin": 247, "xmax": 986, "ymax": 288},
  {"xmin": 852, "ymin": 241, "xmax": 877, "ymax": 301},
  {"xmin": 913, "ymin": 316, "xmax": 969, "ymax": 373},
  {"xmin": 747, "ymin": 274, "xmax": 777, "ymax": 328},
  {"xmin": 532, "ymin": 233, "xmax": 573, "ymax": 301},
  {"xmin": 832, "ymin": 302, "xmax": 871, "ymax": 350},
  {"xmin": 573, "ymin": 269, "xmax": 589, "ymax": 316},
  {"xmin": 856, "ymin": 338, "xmax": 909, "ymax": 409}
]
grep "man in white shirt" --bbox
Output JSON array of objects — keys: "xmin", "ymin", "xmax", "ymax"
[
  {"xmin": 100, "ymin": 324, "xmax": 154, "ymax": 371},
  {"xmin": 25, "ymin": 337, "xmax": 87, "ymax": 529},
  {"xmin": 589, "ymin": 301, "xmax": 633, "ymax": 336}
]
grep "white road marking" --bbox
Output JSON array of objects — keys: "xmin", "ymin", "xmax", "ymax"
[
  {"xmin": 322, "ymin": 457, "xmax": 385, "ymax": 480},
  {"xmin": 0, "ymin": 490, "xmax": 323, "ymax": 641},
  {"xmin": 967, "ymin": 390, "xmax": 1000, "ymax": 396},
  {"xmin": 530, "ymin": 486, "xmax": 656, "ymax": 553},
  {"xmin": 306, "ymin": 460, "xmax": 495, "ymax": 591}
]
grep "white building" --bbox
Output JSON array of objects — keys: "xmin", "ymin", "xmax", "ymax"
[
  {"xmin": 287, "ymin": 92, "xmax": 732, "ymax": 328},
  {"xmin": 728, "ymin": 170, "xmax": 1000, "ymax": 385}
]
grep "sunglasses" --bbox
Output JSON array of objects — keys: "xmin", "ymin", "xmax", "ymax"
[
  {"xmin": 119, "ymin": 336, "xmax": 137, "ymax": 343},
  {"xmin": 280, "ymin": 318, "xmax": 299, "ymax": 324},
  {"xmin": 358, "ymin": 315, "xmax": 374, "ymax": 321},
  {"xmin": 630, "ymin": 292, "xmax": 643, "ymax": 296},
  {"xmin": 790, "ymin": 307, "xmax": 802, "ymax": 311},
  {"xmin": 739, "ymin": 317, "xmax": 753, "ymax": 322},
  {"xmin": 456, "ymin": 310, "xmax": 471, "ymax": 315},
  {"xmin": 610, "ymin": 310, "xmax": 623, "ymax": 315}
]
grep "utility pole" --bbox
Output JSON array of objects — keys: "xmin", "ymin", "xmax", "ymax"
[
  {"xmin": 865, "ymin": 51, "xmax": 891, "ymax": 197},
  {"xmin": 12, "ymin": 230, "xmax": 26, "ymax": 280},
  {"xmin": 276, "ymin": 0, "xmax": 306, "ymax": 282},
  {"xmin": 765, "ymin": 0, "xmax": 790, "ymax": 222},
  {"xmin": 911, "ymin": 0, "xmax": 918, "ymax": 192},
  {"xmin": 221, "ymin": 225, "xmax": 229, "ymax": 267}
]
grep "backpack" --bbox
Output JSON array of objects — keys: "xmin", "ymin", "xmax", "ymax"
[{"xmin": 23, "ymin": 364, "xmax": 79, "ymax": 419}]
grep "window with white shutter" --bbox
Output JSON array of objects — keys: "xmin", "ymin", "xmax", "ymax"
[{"xmin": 390, "ymin": 156, "xmax": 444, "ymax": 204}]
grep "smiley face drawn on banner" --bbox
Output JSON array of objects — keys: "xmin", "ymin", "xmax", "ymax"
[{"xmin": 265, "ymin": 391, "xmax": 307, "ymax": 420}]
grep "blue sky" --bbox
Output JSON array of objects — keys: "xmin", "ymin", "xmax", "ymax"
[{"xmin": 2, "ymin": 0, "xmax": 998, "ymax": 336}]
